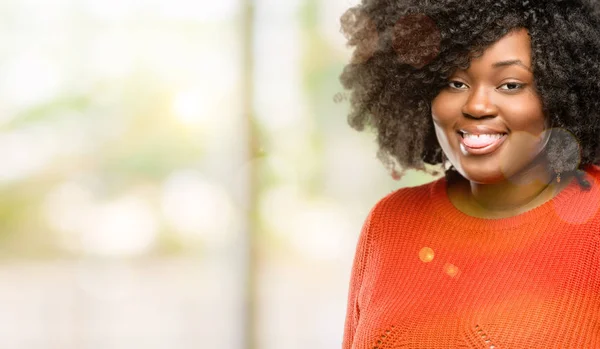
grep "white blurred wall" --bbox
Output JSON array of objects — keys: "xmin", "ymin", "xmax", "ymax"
[{"xmin": 0, "ymin": 0, "xmax": 437, "ymax": 348}]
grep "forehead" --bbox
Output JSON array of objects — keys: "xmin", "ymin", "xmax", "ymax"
[{"xmin": 468, "ymin": 28, "xmax": 532, "ymax": 70}]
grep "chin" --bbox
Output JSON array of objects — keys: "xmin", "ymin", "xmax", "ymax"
[{"xmin": 455, "ymin": 166, "xmax": 507, "ymax": 184}]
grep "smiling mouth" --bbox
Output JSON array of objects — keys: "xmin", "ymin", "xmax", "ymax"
[{"xmin": 458, "ymin": 132, "xmax": 508, "ymax": 155}]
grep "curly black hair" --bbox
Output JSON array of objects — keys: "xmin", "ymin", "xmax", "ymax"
[{"xmin": 340, "ymin": 0, "xmax": 600, "ymax": 188}]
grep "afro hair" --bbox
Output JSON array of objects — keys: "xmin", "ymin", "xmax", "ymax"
[{"xmin": 340, "ymin": 0, "xmax": 600, "ymax": 188}]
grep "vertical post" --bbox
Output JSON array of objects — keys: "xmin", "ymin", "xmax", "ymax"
[{"xmin": 241, "ymin": 0, "xmax": 259, "ymax": 349}]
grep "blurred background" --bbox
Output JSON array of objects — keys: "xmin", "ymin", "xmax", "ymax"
[{"xmin": 0, "ymin": 0, "xmax": 438, "ymax": 348}]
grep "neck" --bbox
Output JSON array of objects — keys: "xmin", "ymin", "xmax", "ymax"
[{"xmin": 455, "ymin": 160, "xmax": 561, "ymax": 218}]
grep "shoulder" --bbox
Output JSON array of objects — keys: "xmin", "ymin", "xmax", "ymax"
[
  {"xmin": 552, "ymin": 165, "xmax": 600, "ymax": 228},
  {"xmin": 584, "ymin": 164, "xmax": 600, "ymax": 182},
  {"xmin": 575, "ymin": 165, "xmax": 600, "ymax": 199},
  {"xmin": 381, "ymin": 177, "xmax": 441, "ymax": 208},
  {"xmin": 583, "ymin": 165, "xmax": 600, "ymax": 221},
  {"xmin": 366, "ymin": 177, "xmax": 442, "ymax": 229}
]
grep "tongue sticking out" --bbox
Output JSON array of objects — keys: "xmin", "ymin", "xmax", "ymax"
[{"xmin": 462, "ymin": 134, "xmax": 504, "ymax": 149}]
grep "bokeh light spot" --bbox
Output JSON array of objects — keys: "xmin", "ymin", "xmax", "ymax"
[
  {"xmin": 444, "ymin": 263, "xmax": 460, "ymax": 278},
  {"xmin": 392, "ymin": 14, "xmax": 441, "ymax": 68},
  {"xmin": 418, "ymin": 247, "xmax": 435, "ymax": 263}
]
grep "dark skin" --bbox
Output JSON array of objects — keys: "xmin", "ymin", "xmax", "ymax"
[{"xmin": 431, "ymin": 29, "xmax": 573, "ymax": 219}]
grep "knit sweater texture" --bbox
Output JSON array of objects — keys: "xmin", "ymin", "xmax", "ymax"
[{"xmin": 342, "ymin": 165, "xmax": 600, "ymax": 348}]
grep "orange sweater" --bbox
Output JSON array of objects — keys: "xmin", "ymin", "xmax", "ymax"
[{"xmin": 343, "ymin": 165, "xmax": 600, "ymax": 348}]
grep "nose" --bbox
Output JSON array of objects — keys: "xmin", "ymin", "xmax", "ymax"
[{"xmin": 461, "ymin": 86, "xmax": 498, "ymax": 118}]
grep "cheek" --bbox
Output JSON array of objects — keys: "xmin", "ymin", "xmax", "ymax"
[
  {"xmin": 433, "ymin": 123, "xmax": 450, "ymax": 147},
  {"xmin": 431, "ymin": 90, "xmax": 466, "ymax": 127},
  {"xmin": 431, "ymin": 93, "xmax": 451, "ymax": 124},
  {"xmin": 431, "ymin": 94, "xmax": 459, "ymax": 143},
  {"xmin": 503, "ymin": 107, "xmax": 548, "ymax": 158},
  {"xmin": 498, "ymin": 103, "xmax": 549, "ymax": 172},
  {"xmin": 431, "ymin": 111, "xmax": 460, "ymax": 165},
  {"xmin": 502, "ymin": 95, "xmax": 546, "ymax": 134}
]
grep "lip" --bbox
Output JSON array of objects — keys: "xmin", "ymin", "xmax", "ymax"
[
  {"xmin": 459, "ymin": 133, "xmax": 508, "ymax": 155},
  {"xmin": 458, "ymin": 125, "xmax": 508, "ymax": 135}
]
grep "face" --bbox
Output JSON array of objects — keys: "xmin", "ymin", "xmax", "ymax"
[{"xmin": 431, "ymin": 28, "xmax": 550, "ymax": 184}]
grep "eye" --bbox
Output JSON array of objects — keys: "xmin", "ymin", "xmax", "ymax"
[
  {"xmin": 498, "ymin": 82, "xmax": 524, "ymax": 91},
  {"xmin": 448, "ymin": 81, "xmax": 468, "ymax": 90}
]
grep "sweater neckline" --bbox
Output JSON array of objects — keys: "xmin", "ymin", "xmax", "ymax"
[{"xmin": 429, "ymin": 169, "xmax": 587, "ymax": 230}]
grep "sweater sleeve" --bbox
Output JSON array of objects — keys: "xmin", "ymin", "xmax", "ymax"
[{"xmin": 342, "ymin": 206, "xmax": 376, "ymax": 349}]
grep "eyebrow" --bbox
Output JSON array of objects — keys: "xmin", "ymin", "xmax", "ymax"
[{"xmin": 492, "ymin": 59, "xmax": 532, "ymax": 71}]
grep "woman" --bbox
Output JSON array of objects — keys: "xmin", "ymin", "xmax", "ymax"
[{"xmin": 340, "ymin": 0, "xmax": 600, "ymax": 348}]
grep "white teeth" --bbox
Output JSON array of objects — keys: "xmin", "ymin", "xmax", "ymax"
[{"xmin": 463, "ymin": 133, "xmax": 504, "ymax": 139}]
